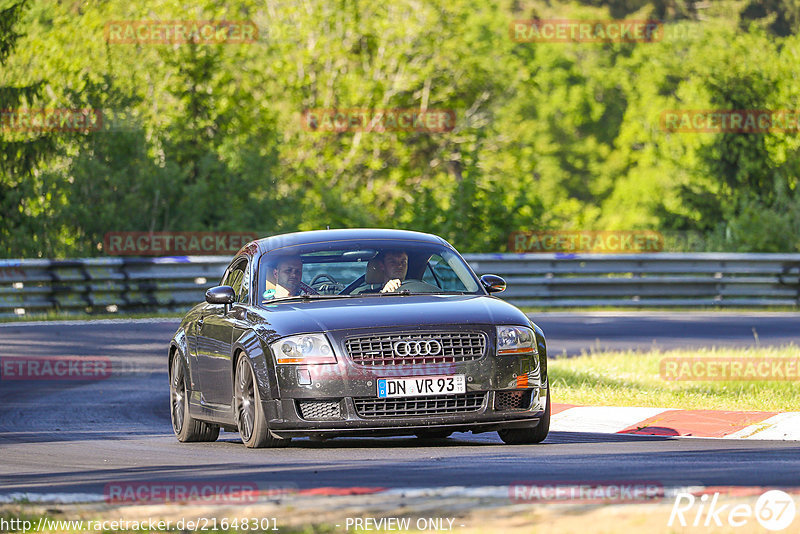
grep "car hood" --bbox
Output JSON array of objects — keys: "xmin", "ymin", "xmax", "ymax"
[{"xmin": 253, "ymin": 294, "xmax": 530, "ymax": 335}]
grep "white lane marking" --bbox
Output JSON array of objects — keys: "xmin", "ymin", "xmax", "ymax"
[
  {"xmin": 383, "ymin": 487, "xmax": 510, "ymax": 498},
  {"xmin": 0, "ymin": 318, "xmax": 181, "ymax": 328},
  {"xmin": 725, "ymin": 412, "xmax": 800, "ymax": 440},
  {"xmin": 0, "ymin": 493, "xmax": 105, "ymax": 503},
  {"xmin": 550, "ymin": 406, "xmax": 675, "ymax": 434}
]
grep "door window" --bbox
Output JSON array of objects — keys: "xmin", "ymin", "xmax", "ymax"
[{"xmin": 222, "ymin": 259, "xmax": 249, "ymax": 304}]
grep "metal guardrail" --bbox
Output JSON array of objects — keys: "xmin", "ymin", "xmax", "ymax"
[
  {"xmin": 0, "ymin": 257, "xmax": 229, "ymax": 317},
  {"xmin": 467, "ymin": 253, "xmax": 800, "ymax": 308},
  {"xmin": 0, "ymin": 254, "xmax": 798, "ymax": 317}
]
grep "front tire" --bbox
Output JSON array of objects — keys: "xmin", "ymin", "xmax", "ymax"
[
  {"xmin": 170, "ymin": 354, "xmax": 219, "ymax": 442},
  {"xmin": 234, "ymin": 354, "xmax": 290, "ymax": 448},
  {"xmin": 498, "ymin": 390, "xmax": 550, "ymax": 445}
]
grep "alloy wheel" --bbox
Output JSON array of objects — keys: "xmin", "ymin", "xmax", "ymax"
[
  {"xmin": 170, "ymin": 356, "xmax": 185, "ymax": 434},
  {"xmin": 235, "ymin": 356, "xmax": 256, "ymax": 442}
]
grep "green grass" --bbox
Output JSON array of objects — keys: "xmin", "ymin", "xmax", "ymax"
[
  {"xmin": 522, "ymin": 306, "xmax": 799, "ymax": 313},
  {"xmin": 548, "ymin": 344, "xmax": 800, "ymax": 411}
]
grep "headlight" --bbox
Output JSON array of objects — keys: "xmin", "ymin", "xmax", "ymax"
[
  {"xmin": 496, "ymin": 326, "xmax": 537, "ymax": 355},
  {"xmin": 270, "ymin": 333, "xmax": 337, "ymax": 365}
]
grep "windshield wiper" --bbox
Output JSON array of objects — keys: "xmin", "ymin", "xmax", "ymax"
[
  {"xmin": 354, "ymin": 290, "xmax": 415, "ymax": 297},
  {"xmin": 266, "ymin": 294, "xmax": 354, "ymax": 304}
]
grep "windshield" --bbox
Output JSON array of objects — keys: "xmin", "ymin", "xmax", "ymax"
[{"xmin": 256, "ymin": 239, "xmax": 482, "ymax": 305}]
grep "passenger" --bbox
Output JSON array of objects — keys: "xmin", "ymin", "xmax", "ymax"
[{"xmin": 268, "ymin": 256, "xmax": 317, "ymax": 298}]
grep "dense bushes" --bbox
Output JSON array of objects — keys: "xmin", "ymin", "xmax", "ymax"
[{"xmin": 1, "ymin": 0, "xmax": 799, "ymax": 257}]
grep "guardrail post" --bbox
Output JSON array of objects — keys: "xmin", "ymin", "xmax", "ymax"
[{"xmin": 778, "ymin": 261, "xmax": 800, "ymax": 307}]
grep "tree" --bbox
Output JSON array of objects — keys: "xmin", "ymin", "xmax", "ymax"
[
  {"xmin": 0, "ymin": 0, "xmax": 59, "ymax": 256},
  {"xmin": 740, "ymin": 0, "xmax": 800, "ymax": 36}
]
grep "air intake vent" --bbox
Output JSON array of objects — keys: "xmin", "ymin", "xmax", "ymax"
[
  {"xmin": 494, "ymin": 390, "xmax": 533, "ymax": 411},
  {"xmin": 354, "ymin": 392, "xmax": 486, "ymax": 418},
  {"xmin": 297, "ymin": 400, "xmax": 342, "ymax": 420}
]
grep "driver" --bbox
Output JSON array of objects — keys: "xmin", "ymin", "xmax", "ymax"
[
  {"xmin": 270, "ymin": 256, "xmax": 318, "ymax": 298},
  {"xmin": 375, "ymin": 250, "xmax": 409, "ymax": 293}
]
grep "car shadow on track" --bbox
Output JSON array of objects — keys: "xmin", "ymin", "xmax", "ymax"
[{"xmin": 211, "ymin": 430, "xmax": 674, "ymax": 448}]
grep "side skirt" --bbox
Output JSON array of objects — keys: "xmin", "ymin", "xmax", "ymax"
[{"xmin": 188, "ymin": 390, "xmax": 235, "ymax": 426}]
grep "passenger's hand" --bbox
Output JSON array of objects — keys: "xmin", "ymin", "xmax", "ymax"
[{"xmin": 380, "ymin": 279, "xmax": 402, "ymax": 293}]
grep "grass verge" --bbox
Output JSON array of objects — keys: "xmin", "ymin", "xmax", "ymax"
[
  {"xmin": 548, "ymin": 344, "xmax": 800, "ymax": 411},
  {"xmin": 522, "ymin": 306, "xmax": 799, "ymax": 313}
]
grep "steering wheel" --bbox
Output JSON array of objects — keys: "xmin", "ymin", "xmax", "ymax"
[
  {"xmin": 352, "ymin": 282, "xmax": 383, "ymax": 294},
  {"xmin": 348, "ymin": 278, "xmax": 440, "ymax": 295},
  {"xmin": 310, "ymin": 273, "xmax": 338, "ymax": 286},
  {"xmin": 387, "ymin": 279, "xmax": 440, "ymax": 293}
]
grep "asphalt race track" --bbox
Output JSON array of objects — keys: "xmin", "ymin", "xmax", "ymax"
[{"xmin": 1, "ymin": 313, "xmax": 799, "ymax": 497}]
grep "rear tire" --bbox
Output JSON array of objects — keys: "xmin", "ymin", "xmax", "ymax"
[
  {"xmin": 234, "ymin": 353, "xmax": 291, "ymax": 448},
  {"xmin": 498, "ymin": 390, "xmax": 550, "ymax": 445},
  {"xmin": 170, "ymin": 354, "xmax": 219, "ymax": 442}
]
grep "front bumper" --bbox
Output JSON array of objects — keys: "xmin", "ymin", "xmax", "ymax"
[
  {"xmin": 262, "ymin": 387, "xmax": 546, "ymax": 438},
  {"xmin": 262, "ymin": 325, "xmax": 546, "ymax": 438}
]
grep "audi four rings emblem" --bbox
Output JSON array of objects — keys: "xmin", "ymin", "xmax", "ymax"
[{"xmin": 393, "ymin": 339, "xmax": 443, "ymax": 356}]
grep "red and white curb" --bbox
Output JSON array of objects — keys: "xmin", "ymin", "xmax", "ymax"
[
  {"xmin": 2, "ymin": 485, "xmax": 799, "ymax": 505},
  {"xmin": 551, "ymin": 404, "xmax": 800, "ymax": 440}
]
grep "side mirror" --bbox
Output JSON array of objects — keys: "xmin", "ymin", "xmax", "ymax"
[
  {"xmin": 205, "ymin": 285, "xmax": 236, "ymax": 305},
  {"xmin": 480, "ymin": 274, "xmax": 506, "ymax": 293}
]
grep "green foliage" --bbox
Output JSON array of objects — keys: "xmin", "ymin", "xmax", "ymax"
[
  {"xmin": 0, "ymin": 0, "xmax": 62, "ymax": 257},
  {"xmin": 1, "ymin": 0, "xmax": 800, "ymax": 257}
]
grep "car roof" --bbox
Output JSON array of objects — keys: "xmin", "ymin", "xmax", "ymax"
[{"xmin": 242, "ymin": 228, "xmax": 451, "ymax": 256}]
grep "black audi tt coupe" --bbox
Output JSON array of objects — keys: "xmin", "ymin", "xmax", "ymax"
[{"xmin": 168, "ymin": 229, "xmax": 549, "ymax": 447}]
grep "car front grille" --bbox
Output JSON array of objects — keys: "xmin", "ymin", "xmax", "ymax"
[
  {"xmin": 494, "ymin": 390, "xmax": 533, "ymax": 411},
  {"xmin": 297, "ymin": 400, "xmax": 342, "ymax": 421},
  {"xmin": 344, "ymin": 331, "xmax": 486, "ymax": 366},
  {"xmin": 354, "ymin": 392, "xmax": 486, "ymax": 418}
]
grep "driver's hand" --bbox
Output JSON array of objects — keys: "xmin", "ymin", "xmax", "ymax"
[{"xmin": 380, "ymin": 279, "xmax": 402, "ymax": 293}]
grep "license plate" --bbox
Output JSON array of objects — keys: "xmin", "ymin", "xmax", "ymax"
[{"xmin": 377, "ymin": 375, "xmax": 466, "ymax": 398}]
